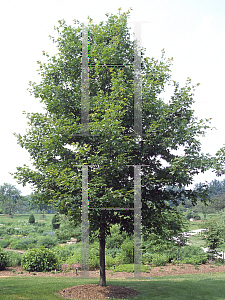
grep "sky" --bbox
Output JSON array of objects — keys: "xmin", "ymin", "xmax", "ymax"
[{"xmin": 1, "ymin": 0, "xmax": 225, "ymax": 195}]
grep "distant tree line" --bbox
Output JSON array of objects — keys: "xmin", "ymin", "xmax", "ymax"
[
  {"xmin": 178, "ymin": 179, "xmax": 225, "ymax": 214},
  {"xmin": 0, "ymin": 183, "xmax": 55, "ymax": 217}
]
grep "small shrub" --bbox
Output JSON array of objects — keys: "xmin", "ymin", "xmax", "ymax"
[
  {"xmin": 115, "ymin": 240, "xmax": 133, "ymax": 264},
  {"xmin": 10, "ymin": 236, "xmax": 37, "ymax": 250},
  {"xmin": 105, "ymin": 247, "xmax": 121, "ymax": 258},
  {"xmin": 64, "ymin": 245, "xmax": 100, "ymax": 270},
  {"xmin": 0, "ymin": 248, "xmax": 8, "ymax": 270},
  {"xmin": 142, "ymin": 252, "xmax": 153, "ymax": 265},
  {"xmin": 21, "ymin": 247, "xmax": 59, "ymax": 272},
  {"xmin": 37, "ymin": 235, "xmax": 58, "ymax": 248},
  {"xmin": 177, "ymin": 245, "xmax": 205, "ymax": 260},
  {"xmin": 89, "ymin": 256, "xmax": 100, "ymax": 270},
  {"xmin": 0, "ymin": 239, "xmax": 10, "ymax": 248},
  {"xmin": 52, "ymin": 215, "xmax": 60, "ymax": 229},
  {"xmin": 173, "ymin": 254, "xmax": 208, "ymax": 265},
  {"xmin": 29, "ymin": 214, "xmax": 35, "ymax": 224},
  {"xmin": 105, "ymin": 226, "xmax": 128, "ymax": 249},
  {"xmin": 6, "ymin": 227, "xmax": 16, "ymax": 235},
  {"xmin": 0, "ymin": 226, "xmax": 6, "ymax": 236},
  {"xmin": 105, "ymin": 255, "xmax": 114, "ymax": 268},
  {"xmin": 114, "ymin": 264, "xmax": 134, "ymax": 273},
  {"xmin": 53, "ymin": 245, "xmax": 74, "ymax": 263},
  {"xmin": 193, "ymin": 214, "xmax": 201, "ymax": 220},
  {"xmin": 152, "ymin": 253, "xmax": 168, "ymax": 267},
  {"xmin": 55, "ymin": 229, "xmax": 72, "ymax": 242},
  {"xmin": 215, "ymin": 258, "xmax": 225, "ymax": 266},
  {"xmin": 186, "ymin": 212, "xmax": 194, "ymax": 220},
  {"xmin": 5, "ymin": 251, "xmax": 22, "ymax": 267},
  {"xmin": 64, "ymin": 251, "xmax": 81, "ymax": 265}
]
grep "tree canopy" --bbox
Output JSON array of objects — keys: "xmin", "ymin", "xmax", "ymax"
[
  {"xmin": 0, "ymin": 183, "xmax": 24, "ymax": 218},
  {"xmin": 12, "ymin": 10, "xmax": 225, "ymax": 285}
]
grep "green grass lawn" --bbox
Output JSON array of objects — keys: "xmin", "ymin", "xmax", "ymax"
[
  {"xmin": 1, "ymin": 273, "xmax": 225, "ymax": 300},
  {"xmin": 0, "ymin": 214, "xmax": 54, "ymax": 225},
  {"xmin": 188, "ymin": 221, "xmax": 204, "ymax": 231},
  {"xmin": 188, "ymin": 234, "xmax": 206, "ymax": 247}
]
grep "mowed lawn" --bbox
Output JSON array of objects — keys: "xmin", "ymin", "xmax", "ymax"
[{"xmin": 1, "ymin": 272, "xmax": 225, "ymax": 300}]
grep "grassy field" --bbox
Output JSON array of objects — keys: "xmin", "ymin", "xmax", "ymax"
[
  {"xmin": 1, "ymin": 273, "xmax": 225, "ymax": 299},
  {"xmin": 0, "ymin": 214, "xmax": 54, "ymax": 224}
]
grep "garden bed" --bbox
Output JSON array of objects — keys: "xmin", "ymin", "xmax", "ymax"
[{"xmin": 1, "ymin": 262, "xmax": 225, "ymax": 278}]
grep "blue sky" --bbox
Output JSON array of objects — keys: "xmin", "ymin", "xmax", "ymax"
[{"xmin": 1, "ymin": 0, "xmax": 225, "ymax": 195}]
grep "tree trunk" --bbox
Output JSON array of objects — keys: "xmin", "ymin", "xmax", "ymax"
[{"xmin": 99, "ymin": 234, "xmax": 106, "ymax": 286}]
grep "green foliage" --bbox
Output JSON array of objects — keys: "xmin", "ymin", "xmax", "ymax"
[
  {"xmin": 64, "ymin": 251, "xmax": 81, "ymax": 267},
  {"xmin": 10, "ymin": 236, "xmax": 37, "ymax": 250},
  {"xmin": 193, "ymin": 214, "xmax": 201, "ymax": 220},
  {"xmin": 0, "ymin": 248, "xmax": 8, "ymax": 270},
  {"xmin": 55, "ymin": 218, "xmax": 81, "ymax": 243},
  {"xmin": 52, "ymin": 215, "xmax": 60, "ymax": 229},
  {"xmin": 105, "ymin": 255, "xmax": 114, "ymax": 268},
  {"xmin": 143, "ymin": 232, "xmax": 177, "ymax": 255},
  {"xmin": 0, "ymin": 238, "xmax": 10, "ymax": 248},
  {"xmin": 105, "ymin": 225, "xmax": 128, "ymax": 249},
  {"xmin": 186, "ymin": 212, "xmax": 194, "ymax": 220},
  {"xmin": 215, "ymin": 258, "xmax": 225, "ymax": 266},
  {"xmin": 28, "ymin": 214, "xmax": 35, "ymax": 224},
  {"xmin": 113, "ymin": 264, "xmax": 134, "ymax": 273},
  {"xmin": 171, "ymin": 245, "xmax": 208, "ymax": 265},
  {"xmin": 63, "ymin": 242, "xmax": 100, "ymax": 270},
  {"xmin": 6, "ymin": 227, "xmax": 17, "ymax": 235},
  {"xmin": 13, "ymin": 10, "xmax": 218, "ymax": 240},
  {"xmin": 21, "ymin": 247, "xmax": 59, "ymax": 272},
  {"xmin": 152, "ymin": 253, "xmax": 168, "ymax": 266},
  {"xmin": 203, "ymin": 215, "xmax": 224, "ymax": 256},
  {"xmin": 173, "ymin": 254, "xmax": 208, "ymax": 266},
  {"xmin": 105, "ymin": 247, "xmax": 121, "ymax": 258},
  {"xmin": 0, "ymin": 184, "xmax": 24, "ymax": 218},
  {"xmin": 5, "ymin": 250, "xmax": 22, "ymax": 267},
  {"xmin": 12, "ymin": 10, "xmax": 225, "ymax": 284},
  {"xmin": 37, "ymin": 235, "xmax": 58, "ymax": 248},
  {"xmin": 114, "ymin": 239, "xmax": 133, "ymax": 265},
  {"xmin": 52, "ymin": 245, "xmax": 74, "ymax": 263}
]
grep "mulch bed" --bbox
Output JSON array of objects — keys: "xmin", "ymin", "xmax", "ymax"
[{"xmin": 58, "ymin": 284, "xmax": 139, "ymax": 299}]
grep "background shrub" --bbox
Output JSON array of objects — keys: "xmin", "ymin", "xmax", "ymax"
[
  {"xmin": 55, "ymin": 228, "xmax": 72, "ymax": 243},
  {"xmin": 11, "ymin": 237, "xmax": 37, "ymax": 250},
  {"xmin": 0, "ymin": 226, "xmax": 6, "ymax": 237},
  {"xmin": 114, "ymin": 264, "xmax": 134, "ymax": 273},
  {"xmin": 105, "ymin": 225, "xmax": 129, "ymax": 249},
  {"xmin": 142, "ymin": 252, "xmax": 153, "ymax": 265},
  {"xmin": 53, "ymin": 245, "xmax": 74, "ymax": 264},
  {"xmin": 175, "ymin": 254, "xmax": 208, "ymax": 265},
  {"xmin": 52, "ymin": 215, "xmax": 60, "ymax": 229},
  {"xmin": 63, "ymin": 243, "xmax": 100, "ymax": 270},
  {"xmin": 105, "ymin": 255, "xmax": 114, "ymax": 268},
  {"xmin": 193, "ymin": 214, "xmax": 201, "ymax": 220},
  {"xmin": 177, "ymin": 245, "xmax": 206, "ymax": 260},
  {"xmin": 5, "ymin": 250, "xmax": 22, "ymax": 267},
  {"xmin": 115, "ymin": 240, "xmax": 133, "ymax": 264},
  {"xmin": 29, "ymin": 214, "xmax": 35, "ymax": 224},
  {"xmin": 186, "ymin": 212, "xmax": 194, "ymax": 220},
  {"xmin": 152, "ymin": 253, "xmax": 168, "ymax": 266},
  {"xmin": 0, "ymin": 248, "xmax": 8, "ymax": 270},
  {"xmin": 0, "ymin": 238, "xmax": 10, "ymax": 248},
  {"xmin": 64, "ymin": 251, "xmax": 81, "ymax": 268},
  {"xmin": 37, "ymin": 235, "xmax": 58, "ymax": 248},
  {"xmin": 105, "ymin": 247, "xmax": 121, "ymax": 258},
  {"xmin": 21, "ymin": 247, "xmax": 59, "ymax": 272}
]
